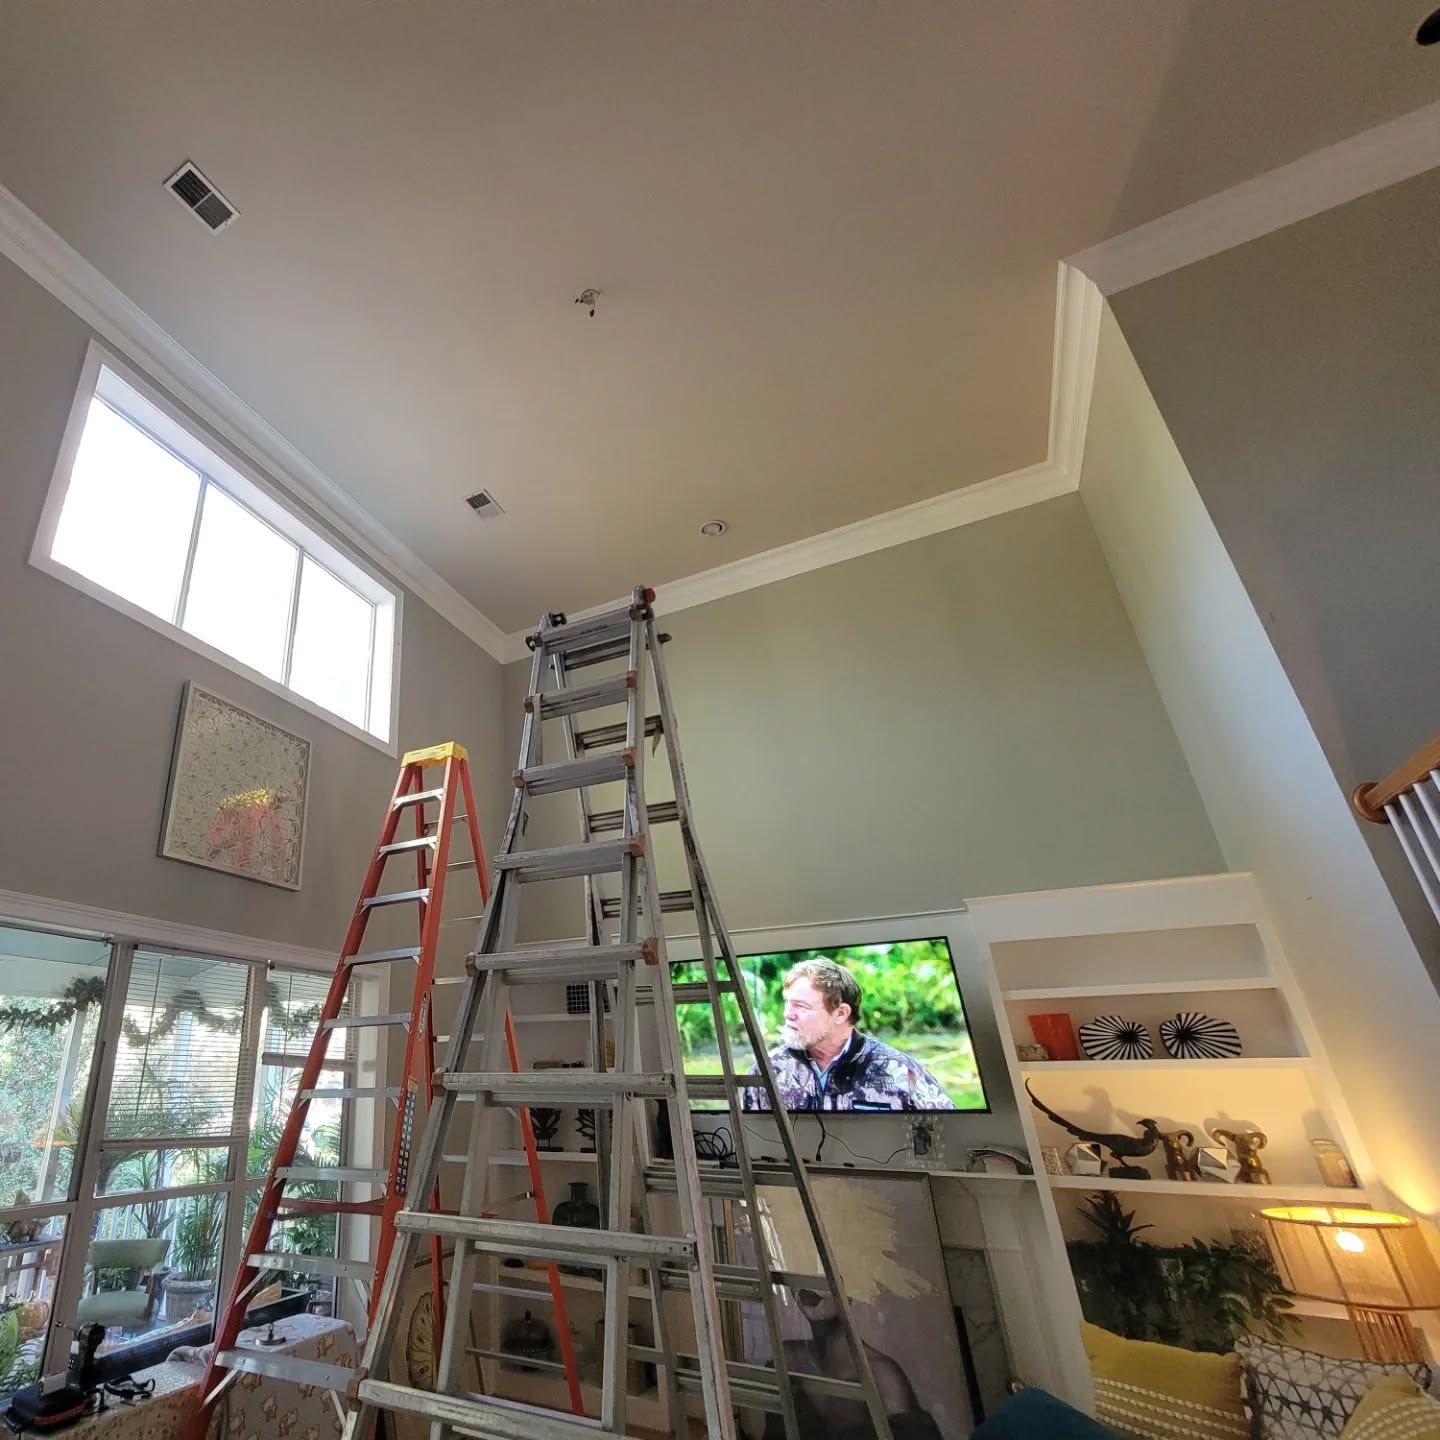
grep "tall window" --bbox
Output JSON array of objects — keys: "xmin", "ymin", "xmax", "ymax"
[{"xmin": 35, "ymin": 344, "xmax": 398, "ymax": 745}]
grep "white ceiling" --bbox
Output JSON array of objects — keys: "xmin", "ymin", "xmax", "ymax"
[{"xmin": 1, "ymin": 1, "xmax": 1436, "ymax": 631}]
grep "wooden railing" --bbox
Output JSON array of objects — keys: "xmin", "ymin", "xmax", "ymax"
[{"xmin": 1352, "ymin": 733, "xmax": 1440, "ymax": 922}]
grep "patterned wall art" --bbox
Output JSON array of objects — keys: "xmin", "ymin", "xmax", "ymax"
[{"xmin": 159, "ymin": 683, "xmax": 311, "ymax": 889}]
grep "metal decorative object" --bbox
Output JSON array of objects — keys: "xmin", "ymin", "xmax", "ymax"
[
  {"xmin": 1212, "ymin": 1127, "xmax": 1271, "ymax": 1184},
  {"xmin": 529, "ymin": 1106, "xmax": 561, "ymax": 1150},
  {"xmin": 576, "ymin": 1107, "xmax": 597, "ymax": 1152},
  {"xmin": 1158, "ymin": 1128, "xmax": 1200, "ymax": 1181},
  {"xmin": 1026, "ymin": 1082, "xmax": 1161, "ymax": 1178},
  {"xmin": 1159, "ymin": 1012, "xmax": 1242, "ymax": 1060},
  {"xmin": 1078, "ymin": 1015, "xmax": 1153, "ymax": 1062},
  {"xmin": 159, "ymin": 683, "xmax": 310, "ymax": 889}
]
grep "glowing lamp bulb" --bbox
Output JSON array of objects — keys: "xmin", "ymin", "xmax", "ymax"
[{"xmin": 1335, "ymin": 1229, "xmax": 1367, "ymax": 1255}]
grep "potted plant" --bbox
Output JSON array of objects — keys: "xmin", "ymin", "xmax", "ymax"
[{"xmin": 163, "ymin": 1154, "xmax": 228, "ymax": 1321}]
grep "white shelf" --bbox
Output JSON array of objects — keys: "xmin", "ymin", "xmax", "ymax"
[
  {"xmin": 1021, "ymin": 1056, "xmax": 1312, "ymax": 1074},
  {"xmin": 1004, "ymin": 978, "xmax": 1278, "ymax": 1002},
  {"xmin": 930, "ymin": 1169, "xmax": 1038, "ymax": 1184},
  {"xmin": 1047, "ymin": 1174, "xmax": 1367, "ymax": 1201}
]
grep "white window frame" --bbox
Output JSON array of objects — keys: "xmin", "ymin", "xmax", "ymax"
[{"xmin": 31, "ymin": 341, "xmax": 402, "ymax": 753}]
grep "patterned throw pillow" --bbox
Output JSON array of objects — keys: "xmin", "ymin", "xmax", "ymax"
[
  {"xmin": 1237, "ymin": 1336, "xmax": 1433, "ymax": 1440},
  {"xmin": 1339, "ymin": 1377, "xmax": 1440, "ymax": 1440},
  {"xmin": 1081, "ymin": 1322, "xmax": 1250, "ymax": 1440}
]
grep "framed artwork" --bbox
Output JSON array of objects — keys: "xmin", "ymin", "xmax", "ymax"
[
  {"xmin": 741, "ymin": 1170, "xmax": 972, "ymax": 1439},
  {"xmin": 159, "ymin": 683, "xmax": 311, "ymax": 889}
]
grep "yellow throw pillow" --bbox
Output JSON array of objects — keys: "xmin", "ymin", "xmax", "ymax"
[
  {"xmin": 1340, "ymin": 1376, "xmax": 1440, "ymax": 1440},
  {"xmin": 1081, "ymin": 1321, "xmax": 1249, "ymax": 1440}
]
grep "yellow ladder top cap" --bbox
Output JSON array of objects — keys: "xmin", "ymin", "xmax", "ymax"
[{"xmin": 403, "ymin": 741, "xmax": 468, "ymax": 766}]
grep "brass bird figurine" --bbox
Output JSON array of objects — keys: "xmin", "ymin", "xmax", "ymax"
[{"xmin": 1026, "ymin": 1082, "xmax": 1162, "ymax": 1178}]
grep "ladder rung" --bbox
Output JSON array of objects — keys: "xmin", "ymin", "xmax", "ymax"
[
  {"xmin": 261, "ymin": 1050, "xmax": 354, "ymax": 1070},
  {"xmin": 560, "ymin": 636, "xmax": 632, "ymax": 672},
  {"xmin": 514, "ymin": 752, "xmax": 631, "ymax": 796},
  {"xmin": 466, "ymin": 941, "xmax": 650, "ymax": 983},
  {"xmin": 668, "ymin": 979, "xmax": 737, "ymax": 1004},
  {"xmin": 588, "ymin": 799, "xmax": 678, "ymax": 833},
  {"xmin": 530, "ymin": 608, "xmax": 635, "ymax": 655},
  {"xmin": 298, "ymin": 1085, "xmax": 401, "ymax": 1102},
  {"xmin": 440, "ymin": 1071, "xmax": 674, "ymax": 1104},
  {"xmin": 574, "ymin": 715, "xmax": 661, "ymax": 752},
  {"xmin": 659, "ymin": 1262, "xmax": 827, "ymax": 1298},
  {"xmin": 393, "ymin": 788, "xmax": 445, "ymax": 809},
  {"xmin": 377, "ymin": 835, "xmax": 438, "ymax": 857},
  {"xmin": 496, "ymin": 837, "xmax": 637, "ymax": 883},
  {"xmin": 277, "ymin": 1198, "xmax": 384, "ymax": 1217},
  {"xmin": 644, "ymin": 1160, "xmax": 798, "ymax": 1198},
  {"xmin": 466, "ymin": 1344, "xmax": 567, "ymax": 1373},
  {"xmin": 527, "ymin": 673, "xmax": 633, "ymax": 721},
  {"xmin": 602, "ymin": 889, "xmax": 692, "ymax": 919},
  {"xmin": 362, "ymin": 887, "xmax": 430, "ymax": 909},
  {"xmin": 251, "ymin": 1251, "xmax": 374, "ymax": 1279},
  {"xmin": 446, "ymin": 857, "xmax": 483, "ymax": 872},
  {"xmin": 277, "ymin": 1166, "xmax": 388, "ymax": 1184},
  {"xmin": 682, "ymin": 1073, "xmax": 767, "ymax": 1102},
  {"xmin": 215, "ymin": 1350, "xmax": 360, "ymax": 1395},
  {"xmin": 357, "ymin": 1379, "xmax": 627, "ymax": 1440},
  {"xmin": 394, "ymin": 1213, "xmax": 696, "ymax": 1265},
  {"xmin": 344, "ymin": 946, "xmax": 423, "ymax": 966},
  {"xmin": 324, "ymin": 1012, "xmax": 410, "ymax": 1030},
  {"xmin": 632, "ymin": 1348, "xmax": 863, "ymax": 1411}
]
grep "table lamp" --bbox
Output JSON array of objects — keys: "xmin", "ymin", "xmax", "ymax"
[{"xmin": 1261, "ymin": 1205, "xmax": 1440, "ymax": 1363}]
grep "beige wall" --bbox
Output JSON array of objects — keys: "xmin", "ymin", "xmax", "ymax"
[
  {"xmin": 1110, "ymin": 167, "xmax": 1440, "ymax": 973},
  {"xmin": 1080, "ymin": 304, "xmax": 1440, "ymax": 1216},
  {"xmin": 0, "ymin": 254, "xmax": 508, "ymax": 954},
  {"xmin": 504, "ymin": 492, "xmax": 1223, "ymax": 942}
]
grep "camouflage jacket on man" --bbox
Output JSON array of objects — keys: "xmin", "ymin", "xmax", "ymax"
[{"xmin": 742, "ymin": 1029, "xmax": 954, "ymax": 1112}]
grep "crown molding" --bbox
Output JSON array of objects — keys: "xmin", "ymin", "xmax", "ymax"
[
  {"xmin": 500, "ymin": 262, "xmax": 1103, "ymax": 660},
  {"xmin": 0, "ymin": 885, "xmax": 335, "ymax": 970},
  {"xmin": 1069, "ymin": 99, "xmax": 1440, "ymax": 296},
  {"xmin": 0, "ymin": 181, "xmax": 510, "ymax": 662}
]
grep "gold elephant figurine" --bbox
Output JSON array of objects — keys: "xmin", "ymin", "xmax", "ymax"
[{"xmin": 1211, "ymin": 1127, "xmax": 1271, "ymax": 1184}]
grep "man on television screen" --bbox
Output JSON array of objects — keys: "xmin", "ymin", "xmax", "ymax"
[{"xmin": 743, "ymin": 958, "xmax": 955, "ymax": 1112}]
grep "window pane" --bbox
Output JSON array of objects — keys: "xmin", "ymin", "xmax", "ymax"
[
  {"xmin": 106, "ymin": 952, "xmax": 252, "ymax": 1146},
  {"xmin": 51, "ymin": 399, "xmax": 201, "ymax": 622},
  {"xmin": 0, "ymin": 1211, "xmax": 67, "ymax": 1403},
  {"xmin": 182, "ymin": 485, "xmax": 298, "ymax": 681},
  {"xmin": 288, "ymin": 557, "xmax": 373, "ymax": 727},
  {"xmin": 0, "ymin": 926, "xmax": 110, "ymax": 1205}
]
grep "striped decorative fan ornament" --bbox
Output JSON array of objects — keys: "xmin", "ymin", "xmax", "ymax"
[
  {"xmin": 1160, "ymin": 1012, "xmax": 1242, "ymax": 1060},
  {"xmin": 1078, "ymin": 1015, "xmax": 1153, "ymax": 1061}
]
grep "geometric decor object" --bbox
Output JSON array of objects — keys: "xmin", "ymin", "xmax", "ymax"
[
  {"xmin": 1160, "ymin": 1012, "xmax": 1242, "ymax": 1060},
  {"xmin": 159, "ymin": 683, "xmax": 310, "ymax": 889},
  {"xmin": 1078, "ymin": 1015, "xmax": 1153, "ymax": 1061}
]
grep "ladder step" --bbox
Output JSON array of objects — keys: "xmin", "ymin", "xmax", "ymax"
[
  {"xmin": 298, "ymin": 1085, "xmax": 402, "ymax": 1102},
  {"xmin": 344, "ymin": 946, "xmax": 423, "ymax": 966},
  {"xmin": 277, "ymin": 1166, "xmax": 389, "ymax": 1184},
  {"xmin": 393, "ymin": 788, "xmax": 444, "ymax": 810},
  {"xmin": 530, "ymin": 607, "xmax": 635, "ymax": 655},
  {"xmin": 496, "ymin": 837, "xmax": 638, "ymax": 883},
  {"xmin": 514, "ymin": 752, "xmax": 631, "ymax": 796},
  {"xmin": 377, "ymin": 835, "xmax": 438, "ymax": 857},
  {"xmin": 668, "ymin": 979, "xmax": 737, "ymax": 1004},
  {"xmin": 526, "ymin": 673, "xmax": 634, "ymax": 721},
  {"xmin": 251, "ymin": 1251, "xmax": 375, "ymax": 1279},
  {"xmin": 682, "ymin": 1074, "xmax": 768, "ymax": 1102},
  {"xmin": 277, "ymin": 1198, "xmax": 384, "ymax": 1218},
  {"xmin": 261, "ymin": 1050, "xmax": 355, "ymax": 1070},
  {"xmin": 357, "ymin": 1379, "xmax": 626, "ymax": 1440},
  {"xmin": 644, "ymin": 1160, "xmax": 798, "ymax": 1198},
  {"xmin": 588, "ymin": 799, "xmax": 678, "ymax": 833},
  {"xmin": 573, "ymin": 715, "xmax": 662, "ymax": 752},
  {"xmin": 215, "ymin": 1350, "xmax": 360, "ymax": 1396},
  {"xmin": 394, "ymin": 1213, "xmax": 696, "ymax": 1266},
  {"xmin": 440, "ymin": 1071, "xmax": 674, "ymax": 1104},
  {"xmin": 466, "ymin": 941, "xmax": 651, "ymax": 983},
  {"xmin": 658, "ymin": 1263, "xmax": 828, "ymax": 1299},
  {"xmin": 631, "ymin": 1348, "xmax": 863, "ymax": 1412},
  {"xmin": 324, "ymin": 1012, "xmax": 410, "ymax": 1030},
  {"xmin": 362, "ymin": 887, "xmax": 430, "ymax": 909},
  {"xmin": 561, "ymin": 636, "xmax": 633, "ymax": 671},
  {"xmin": 602, "ymin": 889, "xmax": 692, "ymax": 919}
]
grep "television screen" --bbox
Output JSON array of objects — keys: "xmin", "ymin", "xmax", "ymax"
[{"xmin": 675, "ymin": 937, "xmax": 988, "ymax": 1113}]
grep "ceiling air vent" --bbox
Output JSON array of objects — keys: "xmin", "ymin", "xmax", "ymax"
[
  {"xmin": 164, "ymin": 161, "xmax": 238, "ymax": 233},
  {"xmin": 465, "ymin": 489, "xmax": 505, "ymax": 519}
]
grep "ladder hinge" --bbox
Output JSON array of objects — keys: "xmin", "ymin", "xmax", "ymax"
[
  {"xmin": 625, "ymin": 668, "xmax": 638, "ymax": 689},
  {"xmin": 642, "ymin": 937, "xmax": 660, "ymax": 966},
  {"xmin": 345, "ymin": 1366, "xmax": 369, "ymax": 1403},
  {"xmin": 523, "ymin": 694, "xmax": 537, "ymax": 713},
  {"xmin": 626, "ymin": 833, "xmax": 647, "ymax": 857},
  {"xmin": 622, "ymin": 746, "xmax": 637, "ymax": 769}
]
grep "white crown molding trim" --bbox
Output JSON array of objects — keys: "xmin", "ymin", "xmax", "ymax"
[
  {"xmin": 0, "ymin": 885, "xmax": 335, "ymax": 971},
  {"xmin": 0, "ymin": 181, "xmax": 510, "ymax": 662},
  {"xmin": 1069, "ymin": 99, "xmax": 1440, "ymax": 296},
  {"xmin": 500, "ymin": 261, "xmax": 1102, "ymax": 661}
]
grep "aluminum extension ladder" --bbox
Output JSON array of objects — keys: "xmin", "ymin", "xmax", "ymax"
[
  {"xmin": 188, "ymin": 742, "xmax": 582, "ymax": 1440},
  {"xmin": 342, "ymin": 588, "xmax": 894, "ymax": 1440}
]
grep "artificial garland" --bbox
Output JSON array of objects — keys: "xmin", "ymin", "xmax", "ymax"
[{"xmin": 0, "ymin": 977, "xmax": 325, "ymax": 1045}]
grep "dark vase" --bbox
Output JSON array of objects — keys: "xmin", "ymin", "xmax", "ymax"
[{"xmin": 552, "ymin": 1181, "xmax": 601, "ymax": 1277}]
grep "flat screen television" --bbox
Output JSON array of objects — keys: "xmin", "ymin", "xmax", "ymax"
[{"xmin": 675, "ymin": 936, "xmax": 988, "ymax": 1113}]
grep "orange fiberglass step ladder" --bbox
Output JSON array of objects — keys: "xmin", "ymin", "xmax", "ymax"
[{"xmin": 188, "ymin": 742, "xmax": 582, "ymax": 1439}]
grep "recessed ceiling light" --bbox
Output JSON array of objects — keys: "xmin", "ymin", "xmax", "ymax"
[
  {"xmin": 1418, "ymin": 5, "xmax": 1440, "ymax": 43},
  {"xmin": 699, "ymin": 520, "xmax": 727, "ymax": 538}
]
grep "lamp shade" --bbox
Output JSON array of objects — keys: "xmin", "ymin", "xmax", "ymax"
[{"xmin": 1261, "ymin": 1206, "xmax": 1440, "ymax": 1311}]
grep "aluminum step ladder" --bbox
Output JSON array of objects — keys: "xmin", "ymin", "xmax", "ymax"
[
  {"xmin": 188, "ymin": 742, "xmax": 582, "ymax": 1440},
  {"xmin": 341, "ymin": 590, "xmax": 894, "ymax": 1440}
]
